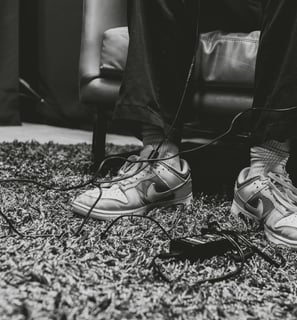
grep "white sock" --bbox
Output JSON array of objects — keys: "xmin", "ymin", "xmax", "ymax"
[
  {"xmin": 247, "ymin": 140, "xmax": 290, "ymax": 179},
  {"xmin": 141, "ymin": 124, "xmax": 181, "ymax": 170}
]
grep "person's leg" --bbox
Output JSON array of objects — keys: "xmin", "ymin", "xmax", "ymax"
[
  {"xmin": 73, "ymin": 0, "xmax": 262, "ymax": 220},
  {"xmin": 115, "ymin": 0, "xmax": 262, "ymax": 126},
  {"xmin": 72, "ymin": 0, "xmax": 197, "ymax": 219},
  {"xmin": 248, "ymin": 0, "xmax": 297, "ymax": 179},
  {"xmin": 113, "ymin": 0, "xmax": 199, "ymax": 170},
  {"xmin": 232, "ymin": 0, "xmax": 297, "ymax": 248},
  {"xmin": 114, "ymin": 0, "xmax": 262, "ymax": 168}
]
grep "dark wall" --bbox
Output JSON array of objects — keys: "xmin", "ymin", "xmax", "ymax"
[
  {"xmin": 19, "ymin": 0, "xmax": 39, "ymax": 123},
  {"xmin": 0, "ymin": 0, "xmax": 20, "ymax": 125},
  {"xmin": 20, "ymin": 0, "xmax": 92, "ymax": 129}
]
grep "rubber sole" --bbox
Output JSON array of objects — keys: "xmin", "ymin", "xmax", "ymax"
[
  {"xmin": 231, "ymin": 200, "xmax": 297, "ymax": 249},
  {"xmin": 72, "ymin": 193, "xmax": 193, "ymax": 221},
  {"xmin": 265, "ymin": 226, "xmax": 297, "ymax": 250}
]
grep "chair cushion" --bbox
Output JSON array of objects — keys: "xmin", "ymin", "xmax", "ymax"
[
  {"xmin": 198, "ymin": 31, "xmax": 259, "ymax": 88},
  {"xmin": 100, "ymin": 27, "xmax": 259, "ymax": 87},
  {"xmin": 100, "ymin": 27, "xmax": 128, "ymax": 78}
]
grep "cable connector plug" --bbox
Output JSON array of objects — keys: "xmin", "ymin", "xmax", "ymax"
[{"xmin": 169, "ymin": 235, "xmax": 234, "ymax": 262}]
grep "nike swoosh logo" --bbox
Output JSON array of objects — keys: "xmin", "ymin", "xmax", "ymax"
[
  {"xmin": 244, "ymin": 198, "xmax": 264, "ymax": 219},
  {"xmin": 145, "ymin": 183, "xmax": 173, "ymax": 203}
]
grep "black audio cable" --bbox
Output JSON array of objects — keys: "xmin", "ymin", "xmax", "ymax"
[
  {"xmin": 19, "ymin": 78, "xmax": 70, "ymax": 126},
  {"xmin": 0, "ymin": 0, "xmax": 287, "ymax": 287},
  {"xmin": 150, "ymin": 233, "xmax": 246, "ymax": 286},
  {"xmin": 2, "ymin": 0, "xmax": 297, "ymax": 239},
  {"xmin": 1, "ymin": 105, "xmax": 297, "ymax": 238},
  {"xmin": 98, "ymin": 214, "xmax": 283, "ymax": 286}
]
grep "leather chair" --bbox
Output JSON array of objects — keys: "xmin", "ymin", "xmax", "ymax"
[{"xmin": 79, "ymin": 0, "xmax": 260, "ymax": 167}]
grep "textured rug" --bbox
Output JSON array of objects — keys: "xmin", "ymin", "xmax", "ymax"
[{"xmin": 0, "ymin": 141, "xmax": 297, "ymax": 320}]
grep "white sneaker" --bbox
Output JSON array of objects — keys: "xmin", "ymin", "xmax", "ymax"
[
  {"xmin": 72, "ymin": 153, "xmax": 193, "ymax": 220},
  {"xmin": 231, "ymin": 168, "xmax": 297, "ymax": 249}
]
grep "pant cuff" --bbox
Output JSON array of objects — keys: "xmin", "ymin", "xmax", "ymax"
[{"xmin": 113, "ymin": 104, "xmax": 182, "ymax": 145}]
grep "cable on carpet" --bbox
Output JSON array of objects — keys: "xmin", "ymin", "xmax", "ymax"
[
  {"xmin": 98, "ymin": 215, "xmax": 284, "ymax": 286},
  {"xmin": 0, "ymin": 2, "xmax": 292, "ymax": 286},
  {"xmin": 1, "ymin": 106, "xmax": 297, "ymax": 238}
]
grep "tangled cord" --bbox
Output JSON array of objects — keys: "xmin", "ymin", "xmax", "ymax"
[
  {"xmin": 0, "ymin": 108, "xmax": 289, "ymax": 284},
  {"xmin": 0, "ymin": 0, "xmax": 288, "ymax": 284},
  {"xmin": 151, "ymin": 231, "xmax": 246, "ymax": 286},
  {"xmin": 71, "ymin": 105, "xmax": 297, "ymax": 234},
  {"xmin": 7, "ymin": 0, "xmax": 297, "ymax": 237},
  {"xmin": 1, "ymin": 106, "xmax": 297, "ymax": 238},
  {"xmin": 152, "ymin": 228, "xmax": 284, "ymax": 287},
  {"xmin": 98, "ymin": 214, "xmax": 246, "ymax": 284},
  {"xmin": 99, "ymin": 215, "xmax": 283, "ymax": 286}
]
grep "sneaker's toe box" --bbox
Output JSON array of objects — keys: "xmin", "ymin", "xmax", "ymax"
[
  {"xmin": 275, "ymin": 214, "xmax": 297, "ymax": 240},
  {"xmin": 72, "ymin": 188, "xmax": 101, "ymax": 211},
  {"xmin": 266, "ymin": 213, "xmax": 297, "ymax": 248},
  {"xmin": 72, "ymin": 186, "xmax": 132, "ymax": 213}
]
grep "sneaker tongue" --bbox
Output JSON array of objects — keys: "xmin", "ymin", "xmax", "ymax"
[
  {"xmin": 118, "ymin": 145, "xmax": 156, "ymax": 176},
  {"xmin": 140, "ymin": 145, "xmax": 156, "ymax": 160},
  {"xmin": 118, "ymin": 155, "xmax": 141, "ymax": 175}
]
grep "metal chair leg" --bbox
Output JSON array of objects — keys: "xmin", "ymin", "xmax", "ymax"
[{"xmin": 92, "ymin": 111, "xmax": 107, "ymax": 170}]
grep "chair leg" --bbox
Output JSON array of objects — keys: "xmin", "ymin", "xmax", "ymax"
[{"xmin": 92, "ymin": 111, "xmax": 107, "ymax": 170}]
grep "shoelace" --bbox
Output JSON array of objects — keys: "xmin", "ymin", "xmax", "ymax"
[
  {"xmin": 118, "ymin": 155, "xmax": 142, "ymax": 176},
  {"xmin": 268, "ymin": 172, "xmax": 297, "ymax": 204},
  {"xmin": 98, "ymin": 156, "xmax": 142, "ymax": 189},
  {"xmin": 259, "ymin": 176, "xmax": 296, "ymax": 214},
  {"xmin": 112, "ymin": 155, "xmax": 156, "ymax": 188}
]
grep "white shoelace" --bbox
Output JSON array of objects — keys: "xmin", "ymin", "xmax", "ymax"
[
  {"xmin": 268, "ymin": 172, "xmax": 297, "ymax": 204},
  {"xmin": 118, "ymin": 155, "xmax": 142, "ymax": 176},
  {"xmin": 261, "ymin": 178, "xmax": 294, "ymax": 214}
]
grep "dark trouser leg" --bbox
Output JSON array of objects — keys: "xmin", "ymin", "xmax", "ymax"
[
  {"xmin": 113, "ymin": 0, "xmax": 198, "ymax": 143},
  {"xmin": 114, "ymin": 0, "xmax": 262, "ymax": 143},
  {"xmin": 252, "ymin": 0, "xmax": 297, "ymax": 143}
]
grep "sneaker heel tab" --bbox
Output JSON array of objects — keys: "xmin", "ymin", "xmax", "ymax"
[
  {"xmin": 237, "ymin": 168, "xmax": 251, "ymax": 182},
  {"xmin": 180, "ymin": 160, "xmax": 189, "ymax": 175}
]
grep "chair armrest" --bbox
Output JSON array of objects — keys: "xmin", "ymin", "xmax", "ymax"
[{"xmin": 79, "ymin": 0, "xmax": 127, "ymax": 93}]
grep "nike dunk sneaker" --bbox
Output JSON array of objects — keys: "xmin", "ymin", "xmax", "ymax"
[
  {"xmin": 231, "ymin": 168, "xmax": 297, "ymax": 249},
  {"xmin": 72, "ymin": 153, "xmax": 192, "ymax": 220}
]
